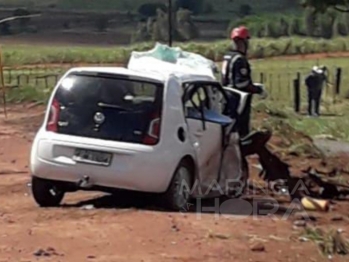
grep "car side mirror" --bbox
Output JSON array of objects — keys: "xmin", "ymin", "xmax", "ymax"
[{"xmin": 186, "ymin": 108, "xmax": 233, "ymax": 127}]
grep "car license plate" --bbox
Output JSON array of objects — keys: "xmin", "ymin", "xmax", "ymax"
[{"xmin": 73, "ymin": 149, "xmax": 112, "ymax": 166}]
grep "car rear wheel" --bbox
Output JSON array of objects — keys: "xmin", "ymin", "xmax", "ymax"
[
  {"xmin": 163, "ymin": 161, "xmax": 192, "ymax": 211},
  {"xmin": 31, "ymin": 177, "xmax": 65, "ymax": 207}
]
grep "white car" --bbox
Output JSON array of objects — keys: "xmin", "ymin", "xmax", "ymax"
[{"xmin": 30, "ymin": 66, "xmax": 248, "ymax": 211}]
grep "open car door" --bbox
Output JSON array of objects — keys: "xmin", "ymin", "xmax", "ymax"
[
  {"xmin": 223, "ymin": 86, "xmax": 251, "ymax": 117},
  {"xmin": 183, "ymin": 81, "xmax": 246, "ymax": 197}
]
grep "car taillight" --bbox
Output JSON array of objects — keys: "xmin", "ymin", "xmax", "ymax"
[
  {"xmin": 143, "ymin": 112, "xmax": 161, "ymax": 145},
  {"xmin": 46, "ymin": 98, "xmax": 60, "ymax": 132}
]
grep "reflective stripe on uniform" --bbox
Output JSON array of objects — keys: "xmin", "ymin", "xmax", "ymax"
[
  {"xmin": 228, "ymin": 54, "xmax": 243, "ymax": 87},
  {"xmin": 221, "ymin": 60, "xmax": 227, "ymax": 74},
  {"xmin": 221, "ymin": 56, "xmax": 231, "ymax": 75}
]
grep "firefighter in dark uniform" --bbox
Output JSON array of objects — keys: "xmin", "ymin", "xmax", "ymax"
[{"xmin": 221, "ymin": 26, "xmax": 267, "ymax": 138}]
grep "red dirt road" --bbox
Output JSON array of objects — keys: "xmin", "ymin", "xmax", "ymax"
[{"xmin": 1, "ymin": 104, "xmax": 349, "ymax": 262}]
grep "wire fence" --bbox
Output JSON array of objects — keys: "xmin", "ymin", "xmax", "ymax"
[
  {"xmin": 2, "ymin": 65, "xmax": 71, "ymax": 90},
  {"xmin": 252, "ymin": 66, "xmax": 348, "ymax": 104}
]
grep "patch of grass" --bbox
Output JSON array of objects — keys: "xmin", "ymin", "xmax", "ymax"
[
  {"xmin": 5, "ymin": 85, "xmax": 52, "ymax": 104},
  {"xmin": 252, "ymin": 100, "xmax": 349, "ymax": 143},
  {"xmin": 2, "ymin": 37, "xmax": 349, "ymax": 67},
  {"xmin": 302, "ymin": 227, "xmax": 349, "ymax": 256}
]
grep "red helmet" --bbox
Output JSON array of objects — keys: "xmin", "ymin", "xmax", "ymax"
[{"xmin": 230, "ymin": 26, "xmax": 250, "ymax": 41}]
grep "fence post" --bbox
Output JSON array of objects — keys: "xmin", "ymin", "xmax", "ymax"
[
  {"xmin": 294, "ymin": 75, "xmax": 300, "ymax": 113},
  {"xmin": 260, "ymin": 72, "xmax": 264, "ymax": 83},
  {"xmin": 8, "ymin": 69, "xmax": 12, "ymax": 84},
  {"xmin": 269, "ymin": 73, "xmax": 273, "ymax": 97},
  {"xmin": 45, "ymin": 76, "xmax": 48, "ymax": 88},
  {"xmin": 335, "ymin": 67, "xmax": 342, "ymax": 95}
]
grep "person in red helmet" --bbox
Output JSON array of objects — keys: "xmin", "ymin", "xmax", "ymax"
[{"xmin": 221, "ymin": 26, "xmax": 267, "ymax": 138}]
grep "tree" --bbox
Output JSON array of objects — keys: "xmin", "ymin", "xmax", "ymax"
[{"xmin": 301, "ymin": 0, "xmax": 349, "ymax": 12}]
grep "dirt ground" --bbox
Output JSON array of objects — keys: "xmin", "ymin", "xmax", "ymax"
[{"xmin": 0, "ymin": 103, "xmax": 349, "ymax": 262}]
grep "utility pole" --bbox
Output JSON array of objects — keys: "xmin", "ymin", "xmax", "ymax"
[{"xmin": 168, "ymin": 0, "xmax": 172, "ymax": 46}]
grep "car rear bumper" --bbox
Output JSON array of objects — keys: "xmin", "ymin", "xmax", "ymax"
[{"xmin": 30, "ymin": 136, "xmax": 178, "ymax": 193}]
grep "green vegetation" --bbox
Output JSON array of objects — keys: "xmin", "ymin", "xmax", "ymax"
[
  {"xmin": 302, "ymin": 0, "xmax": 349, "ymax": 13},
  {"xmin": 132, "ymin": 8, "xmax": 199, "ymax": 43},
  {"xmin": 300, "ymin": 227, "xmax": 349, "ymax": 256},
  {"xmin": 253, "ymin": 101, "xmax": 349, "ymax": 142},
  {"xmin": 230, "ymin": 9, "xmax": 349, "ymax": 39},
  {"xmin": 2, "ymin": 36, "xmax": 349, "ymax": 66},
  {"xmin": 6, "ymin": 84, "xmax": 52, "ymax": 104}
]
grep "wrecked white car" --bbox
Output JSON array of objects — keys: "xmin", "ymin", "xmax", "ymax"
[{"xmin": 30, "ymin": 44, "xmax": 249, "ymax": 211}]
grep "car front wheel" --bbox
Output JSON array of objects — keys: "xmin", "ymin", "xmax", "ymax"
[
  {"xmin": 163, "ymin": 161, "xmax": 192, "ymax": 211},
  {"xmin": 31, "ymin": 177, "xmax": 65, "ymax": 207}
]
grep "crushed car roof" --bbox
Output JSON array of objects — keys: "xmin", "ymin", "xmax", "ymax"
[{"xmin": 68, "ymin": 67, "xmax": 217, "ymax": 84}]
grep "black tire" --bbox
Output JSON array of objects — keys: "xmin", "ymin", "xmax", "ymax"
[
  {"xmin": 31, "ymin": 176, "xmax": 65, "ymax": 207},
  {"xmin": 163, "ymin": 161, "xmax": 192, "ymax": 211},
  {"xmin": 226, "ymin": 158, "xmax": 249, "ymax": 198}
]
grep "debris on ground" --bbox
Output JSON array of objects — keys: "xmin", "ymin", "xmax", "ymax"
[
  {"xmin": 250, "ymin": 242, "xmax": 266, "ymax": 252},
  {"xmin": 293, "ymin": 220, "xmax": 307, "ymax": 228},
  {"xmin": 207, "ymin": 231, "xmax": 230, "ymax": 240},
  {"xmin": 243, "ymin": 125, "xmax": 349, "ymax": 259},
  {"xmin": 331, "ymin": 215, "xmax": 344, "ymax": 221},
  {"xmin": 299, "ymin": 236, "xmax": 310, "ymax": 242},
  {"xmin": 293, "ymin": 212, "xmax": 318, "ymax": 222},
  {"xmin": 301, "ymin": 197, "xmax": 330, "ymax": 212},
  {"xmin": 81, "ymin": 205, "xmax": 95, "ymax": 210},
  {"xmin": 33, "ymin": 247, "xmax": 61, "ymax": 257}
]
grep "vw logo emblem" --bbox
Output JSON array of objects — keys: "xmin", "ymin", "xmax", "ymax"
[{"xmin": 94, "ymin": 112, "xmax": 105, "ymax": 124}]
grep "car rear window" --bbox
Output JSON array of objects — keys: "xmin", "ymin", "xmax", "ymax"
[{"xmin": 52, "ymin": 72, "xmax": 163, "ymax": 144}]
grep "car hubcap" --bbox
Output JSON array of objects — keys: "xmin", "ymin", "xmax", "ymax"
[{"xmin": 174, "ymin": 167, "xmax": 191, "ymax": 208}]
